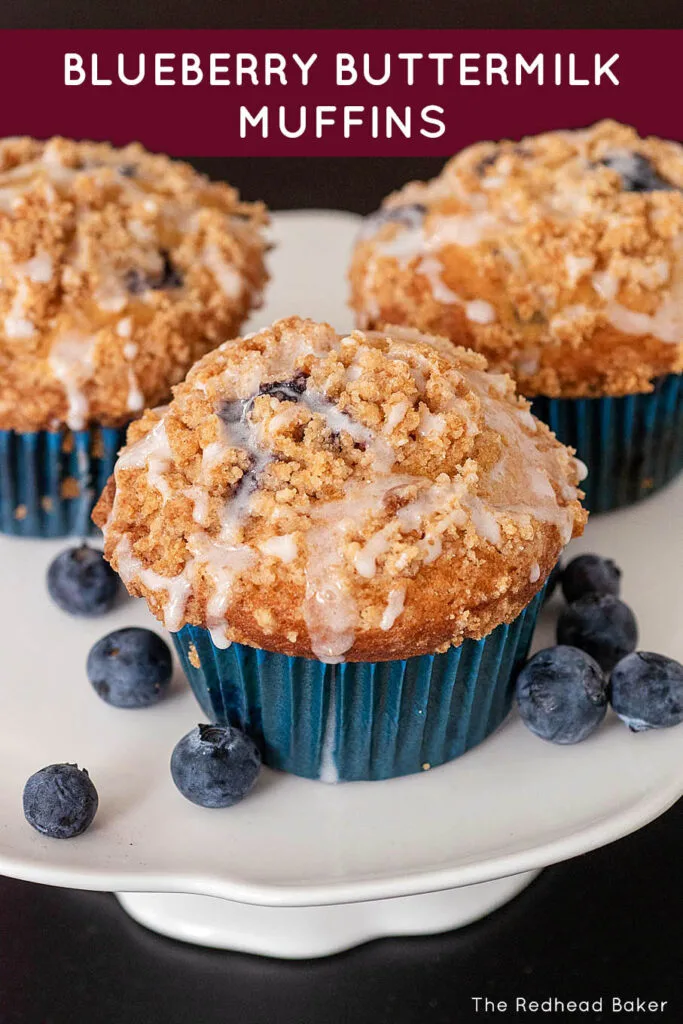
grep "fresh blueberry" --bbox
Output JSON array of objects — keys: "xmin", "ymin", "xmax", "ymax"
[
  {"xmin": 23, "ymin": 764, "xmax": 98, "ymax": 839},
  {"xmin": 516, "ymin": 646, "xmax": 608, "ymax": 744},
  {"xmin": 557, "ymin": 594, "xmax": 638, "ymax": 672},
  {"xmin": 125, "ymin": 250, "xmax": 183, "ymax": 294},
  {"xmin": 87, "ymin": 627, "xmax": 173, "ymax": 709},
  {"xmin": 360, "ymin": 203, "xmax": 426, "ymax": 238},
  {"xmin": 561, "ymin": 553, "xmax": 622, "ymax": 604},
  {"xmin": 47, "ymin": 544, "xmax": 120, "ymax": 617},
  {"xmin": 170, "ymin": 724, "xmax": 261, "ymax": 808},
  {"xmin": 610, "ymin": 652, "xmax": 683, "ymax": 731},
  {"xmin": 600, "ymin": 152, "xmax": 676, "ymax": 193}
]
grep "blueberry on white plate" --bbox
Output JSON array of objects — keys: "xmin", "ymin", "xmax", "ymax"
[
  {"xmin": 557, "ymin": 594, "xmax": 638, "ymax": 672},
  {"xmin": 87, "ymin": 627, "xmax": 173, "ymax": 709},
  {"xmin": 171, "ymin": 724, "xmax": 261, "ymax": 808},
  {"xmin": 610, "ymin": 652, "xmax": 683, "ymax": 732},
  {"xmin": 561, "ymin": 553, "xmax": 622, "ymax": 604},
  {"xmin": 23, "ymin": 764, "xmax": 98, "ymax": 839},
  {"xmin": 516, "ymin": 646, "xmax": 608, "ymax": 744},
  {"xmin": 47, "ymin": 544, "xmax": 119, "ymax": 617}
]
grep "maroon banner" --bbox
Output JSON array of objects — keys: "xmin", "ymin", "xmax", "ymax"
[{"xmin": 0, "ymin": 29, "xmax": 679, "ymax": 156}]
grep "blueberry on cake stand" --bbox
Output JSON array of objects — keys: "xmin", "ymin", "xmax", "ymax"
[{"xmin": 0, "ymin": 212, "xmax": 681, "ymax": 958}]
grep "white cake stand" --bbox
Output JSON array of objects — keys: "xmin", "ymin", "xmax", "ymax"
[{"xmin": 0, "ymin": 211, "xmax": 681, "ymax": 959}]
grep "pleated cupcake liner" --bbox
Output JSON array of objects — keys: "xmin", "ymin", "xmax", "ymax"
[
  {"xmin": 532, "ymin": 373, "xmax": 683, "ymax": 515},
  {"xmin": 173, "ymin": 589, "xmax": 544, "ymax": 783},
  {"xmin": 0, "ymin": 426, "xmax": 127, "ymax": 538}
]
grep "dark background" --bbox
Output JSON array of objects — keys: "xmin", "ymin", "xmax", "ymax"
[
  {"xmin": 1, "ymin": 0, "xmax": 681, "ymax": 28},
  {"xmin": 194, "ymin": 156, "xmax": 445, "ymax": 214},
  {"xmin": 1, "ymin": 4, "xmax": 682, "ymax": 1023}
]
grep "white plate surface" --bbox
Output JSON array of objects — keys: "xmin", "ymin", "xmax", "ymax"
[{"xmin": 0, "ymin": 210, "xmax": 681, "ymax": 908}]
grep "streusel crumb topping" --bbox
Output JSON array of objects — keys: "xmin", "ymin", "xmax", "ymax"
[
  {"xmin": 95, "ymin": 317, "xmax": 586, "ymax": 662},
  {"xmin": 349, "ymin": 121, "xmax": 683, "ymax": 397},
  {"xmin": 0, "ymin": 137, "xmax": 269, "ymax": 432}
]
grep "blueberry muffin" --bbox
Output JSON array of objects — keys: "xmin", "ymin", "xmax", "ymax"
[
  {"xmin": 95, "ymin": 317, "xmax": 586, "ymax": 781},
  {"xmin": 349, "ymin": 121, "xmax": 683, "ymax": 511},
  {"xmin": 0, "ymin": 136, "xmax": 268, "ymax": 535}
]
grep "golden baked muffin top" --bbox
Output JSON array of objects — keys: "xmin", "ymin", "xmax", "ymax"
[
  {"xmin": 95, "ymin": 317, "xmax": 587, "ymax": 663},
  {"xmin": 0, "ymin": 137, "xmax": 269, "ymax": 432},
  {"xmin": 349, "ymin": 121, "xmax": 683, "ymax": 398}
]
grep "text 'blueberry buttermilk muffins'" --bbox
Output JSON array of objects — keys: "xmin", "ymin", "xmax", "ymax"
[
  {"xmin": 94, "ymin": 317, "xmax": 586, "ymax": 781},
  {"xmin": 349, "ymin": 121, "xmax": 683, "ymax": 512},
  {"xmin": 0, "ymin": 136, "xmax": 269, "ymax": 536}
]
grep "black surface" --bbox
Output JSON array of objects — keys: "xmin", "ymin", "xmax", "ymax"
[
  {"xmin": 193, "ymin": 156, "xmax": 445, "ymax": 214},
  {"xmin": 0, "ymin": 0, "xmax": 680, "ymax": 28},
  {"xmin": 1, "ymin": 6, "xmax": 682, "ymax": 1021},
  {"xmin": 0, "ymin": 798, "xmax": 680, "ymax": 1023}
]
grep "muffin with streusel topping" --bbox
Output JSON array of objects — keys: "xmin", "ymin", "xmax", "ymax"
[
  {"xmin": 94, "ymin": 317, "xmax": 586, "ymax": 781},
  {"xmin": 0, "ymin": 136, "xmax": 268, "ymax": 536},
  {"xmin": 349, "ymin": 120, "xmax": 683, "ymax": 512}
]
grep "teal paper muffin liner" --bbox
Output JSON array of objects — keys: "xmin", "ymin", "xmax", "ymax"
[
  {"xmin": 0, "ymin": 426, "xmax": 127, "ymax": 538},
  {"xmin": 532, "ymin": 373, "xmax": 683, "ymax": 514},
  {"xmin": 173, "ymin": 589, "xmax": 544, "ymax": 782}
]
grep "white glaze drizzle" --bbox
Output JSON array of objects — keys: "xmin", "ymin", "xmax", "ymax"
[
  {"xmin": 122, "ymin": 339, "xmax": 144, "ymax": 412},
  {"xmin": 19, "ymin": 250, "xmax": 53, "ymax": 283},
  {"xmin": 380, "ymin": 586, "xmax": 407, "ymax": 631},
  {"xmin": 259, "ymin": 533, "xmax": 298, "ymax": 563},
  {"xmin": 303, "ymin": 473, "xmax": 412, "ymax": 662},
  {"xmin": 107, "ymin": 330, "xmax": 581, "ymax": 661},
  {"xmin": 189, "ymin": 532, "xmax": 256, "ymax": 643},
  {"xmin": 592, "ymin": 249, "xmax": 683, "ymax": 344},
  {"xmin": 383, "ymin": 399, "xmax": 411, "ymax": 434},
  {"xmin": 202, "ymin": 243, "xmax": 242, "ymax": 299},
  {"xmin": 465, "ymin": 496, "xmax": 503, "ymax": 546},
  {"xmin": 418, "ymin": 407, "xmax": 447, "ymax": 437},
  {"xmin": 565, "ymin": 254, "xmax": 595, "ymax": 287},
  {"xmin": 215, "ymin": 406, "xmax": 273, "ymax": 542},
  {"xmin": 4, "ymin": 279, "xmax": 36, "ymax": 339},
  {"xmin": 591, "ymin": 270, "xmax": 619, "ymax": 301},
  {"xmin": 369, "ymin": 209, "xmax": 499, "ymax": 323},
  {"xmin": 48, "ymin": 332, "xmax": 98, "ymax": 430},
  {"xmin": 116, "ymin": 418, "xmax": 172, "ymax": 502},
  {"xmin": 115, "ymin": 535, "xmax": 193, "ymax": 633},
  {"xmin": 318, "ymin": 667, "xmax": 339, "ymax": 783},
  {"xmin": 575, "ymin": 458, "xmax": 589, "ymax": 482},
  {"xmin": 465, "ymin": 299, "xmax": 497, "ymax": 324},
  {"xmin": 303, "ymin": 540, "xmax": 360, "ymax": 664},
  {"xmin": 604, "ymin": 295, "xmax": 683, "ymax": 344},
  {"xmin": 185, "ymin": 486, "xmax": 210, "ymax": 526},
  {"xmin": 462, "ymin": 367, "xmax": 577, "ymax": 545}
]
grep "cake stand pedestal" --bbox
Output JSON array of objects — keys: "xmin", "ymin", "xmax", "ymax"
[{"xmin": 117, "ymin": 873, "xmax": 540, "ymax": 958}]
